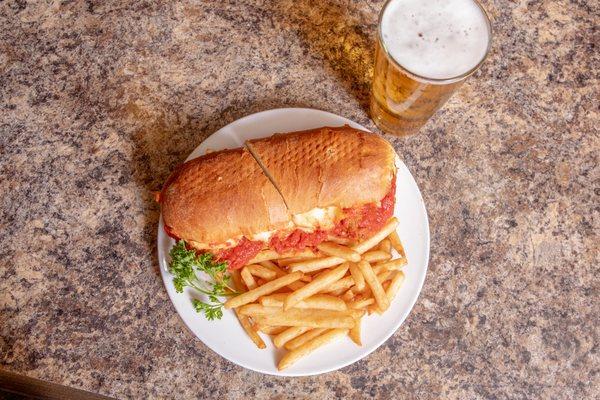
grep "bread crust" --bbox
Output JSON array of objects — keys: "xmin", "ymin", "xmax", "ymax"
[
  {"xmin": 247, "ymin": 126, "xmax": 396, "ymax": 214},
  {"xmin": 160, "ymin": 148, "xmax": 290, "ymax": 245}
]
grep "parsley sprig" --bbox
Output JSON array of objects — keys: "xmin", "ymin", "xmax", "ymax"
[{"xmin": 168, "ymin": 240, "xmax": 237, "ymax": 320}]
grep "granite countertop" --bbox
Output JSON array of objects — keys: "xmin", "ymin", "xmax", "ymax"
[{"xmin": 1, "ymin": 0, "xmax": 597, "ymax": 398}]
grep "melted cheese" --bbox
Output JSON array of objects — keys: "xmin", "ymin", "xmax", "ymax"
[
  {"xmin": 188, "ymin": 207, "xmax": 342, "ymax": 250},
  {"xmin": 292, "ymin": 206, "xmax": 340, "ymax": 230}
]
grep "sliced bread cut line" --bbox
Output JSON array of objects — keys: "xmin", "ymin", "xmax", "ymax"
[
  {"xmin": 245, "ymin": 139, "xmax": 291, "ymax": 211},
  {"xmin": 245, "ymin": 126, "xmax": 396, "ymax": 215}
]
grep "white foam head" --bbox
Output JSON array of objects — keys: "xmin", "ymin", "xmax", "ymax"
[{"xmin": 380, "ymin": 0, "xmax": 491, "ymax": 80}]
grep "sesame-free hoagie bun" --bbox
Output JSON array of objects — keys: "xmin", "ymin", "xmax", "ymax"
[
  {"xmin": 160, "ymin": 148, "xmax": 290, "ymax": 246},
  {"xmin": 246, "ymin": 126, "xmax": 396, "ymax": 214}
]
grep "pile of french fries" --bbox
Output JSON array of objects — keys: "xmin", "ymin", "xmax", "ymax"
[{"xmin": 225, "ymin": 217, "xmax": 407, "ymax": 370}]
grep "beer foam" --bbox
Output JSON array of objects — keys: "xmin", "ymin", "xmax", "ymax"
[{"xmin": 381, "ymin": 0, "xmax": 490, "ymax": 80}]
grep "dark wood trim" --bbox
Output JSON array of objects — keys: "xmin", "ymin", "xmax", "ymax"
[{"xmin": 0, "ymin": 369, "xmax": 113, "ymax": 400}]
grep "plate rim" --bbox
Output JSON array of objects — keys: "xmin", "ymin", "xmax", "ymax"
[{"xmin": 157, "ymin": 107, "xmax": 430, "ymax": 376}]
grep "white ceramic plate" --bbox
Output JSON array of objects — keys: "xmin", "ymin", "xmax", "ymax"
[{"xmin": 157, "ymin": 108, "xmax": 429, "ymax": 376}]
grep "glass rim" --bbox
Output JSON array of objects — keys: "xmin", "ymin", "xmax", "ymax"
[{"xmin": 377, "ymin": 0, "xmax": 493, "ymax": 84}]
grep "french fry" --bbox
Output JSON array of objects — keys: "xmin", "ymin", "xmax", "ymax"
[
  {"xmin": 362, "ymin": 269, "xmax": 394, "ymax": 297},
  {"xmin": 237, "ymin": 304, "xmax": 281, "ymax": 316},
  {"xmin": 377, "ymin": 270, "xmax": 394, "ymax": 284},
  {"xmin": 385, "ymin": 271, "xmax": 405, "ymax": 302},
  {"xmin": 324, "ymin": 275, "xmax": 355, "ymax": 294},
  {"xmin": 258, "ymin": 261, "xmax": 305, "ymax": 291},
  {"xmin": 300, "ymin": 274, "xmax": 313, "ymax": 283},
  {"xmin": 245, "ymin": 264, "xmax": 277, "ymax": 280},
  {"xmin": 378, "ymin": 238, "xmax": 392, "ymax": 253},
  {"xmin": 278, "ymin": 256, "xmax": 314, "ymax": 267},
  {"xmin": 289, "ymin": 256, "xmax": 346, "ymax": 273},
  {"xmin": 357, "ymin": 261, "xmax": 389, "ymax": 312},
  {"xmin": 289, "ymin": 220, "xmax": 398, "ymax": 272},
  {"xmin": 234, "ymin": 310, "xmax": 266, "ymax": 349},
  {"xmin": 285, "ymin": 328, "xmax": 327, "ymax": 350},
  {"xmin": 253, "ymin": 309, "xmax": 355, "ymax": 329},
  {"xmin": 287, "ymin": 280, "xmax": 305, "ymax": 291},
  {"xmin": 260, "ymin": 261, "xmax": 289, "ymax": 281},
  {"xmin": 376, "ymin": 258, "xmax": 407, "ymax": 271},
  {"xmin": 225, "ymin": 271, "xmax": 304, "ymax": 309},
  {"xmin": 231, "ymin": 270, "xmax": 246, "ymax": 293},
  {"xmin": 260, "ymin": 293, "xmax": 347, "ymax": 311},
  {"xmin": 258, "ymin": 325, "xmax": 287, "ymax": 335},
  {"xmin": 341, "ymin": 288, "xmax": 355, "ymax": 302},
  {"xmin": 361, "ymin": 250, "xmax": 392, "ymax": 263},
  {"xmin": 353, "ymin": 218, "xmax": 399, "ymax": 254},
  {"xmin": 348, "ymin": 313, "xmax": 364, "ymax": 346},
  {"xmin": 248, "ymin": 250, "xmax": 280, "ymax": 264},
  {"xmin": 273, "ymin": 326, "xmax": 312, "ymax": 348},
  {"xmin": 388, "ymin": 231, "xmax": 407, "ymax": 259},
  {"xmin": 347, "ymin": 298, "xmax": 374, "ymax": 309},
  {"xmin": 284, "ymin": 264, "xmax": 349, "ymax": 310},
  {"xmin": 348, "ymin": 262, "xmax": 366, "ymax": 291},
  {"xmin": 249, "ymin": 249, "xmax": 317, "ymax": 264},
  {"xmin": 317, "ymin": 242, "xmax": 361, "ymax": 262},
  {"xmin": 278, "ymin": 329, "xmax": 349, "ymax": 370},
  {"xmin": 241, "ymin": 267, "xmax": 257, "ymax": 290},
  {"xmin": 326, "ymin": 235, "xmax": 354, "ymax": 245}
]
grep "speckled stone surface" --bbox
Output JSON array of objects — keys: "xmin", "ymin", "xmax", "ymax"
[{"xmin": 1, "ymin": 0, "xmax": 598, "ymax": 398}]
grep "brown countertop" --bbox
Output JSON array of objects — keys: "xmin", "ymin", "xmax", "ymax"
[{"xmin": 1, "ymin": 0, "xmax": 597, "ymax": 398}]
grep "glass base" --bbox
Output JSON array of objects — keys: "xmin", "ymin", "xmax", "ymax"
[{"xmin": 369, "ymin": 97, "xmax": 424, "ymax": 137}]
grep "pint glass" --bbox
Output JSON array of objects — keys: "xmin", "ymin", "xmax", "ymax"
[{"xmin": 370, "ymin": 0, "xmax": 492, "ymax": 136}]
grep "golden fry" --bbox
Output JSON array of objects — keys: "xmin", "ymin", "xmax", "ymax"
[
  {"xmin": 386, "ymin": 271, "xmax": 405, "ymax": 302},
  {"xmin": 341, "ymin": 288, "xmax": 356, "ymax": 302},
  {"xmin": 253, "ymin": 309, "xmax": 355, "ymax": 329},
  {"xmin": 324, "ymin": 275, "xmax": 355, "ymax": 294},
  {"xmin": 361, "ymin": 250, "xmax": 392, "ymax": 263},
  {"xmin": 287, "ymin": 280, "xmax": 305, "ymax": 291},
  {"xmin": 289, "ymin": 256, "xmax": 345, "ymax": 273},
  {"xmin": 231, "ymin": 270, "xmax": 246, "ymax": 293},
  {"xmin": 376, "ymin": 258, "xmax": 407, "ymax": 271},
  {"xmin": 348, "ymin": 262, "xmax": 366, "ymax": 291},
  {"xmin": 326, "ymin": 235, "xmax": 354, "ymax": 245},
  {"xmin": 378, "ymin": 238, "xmax": 392, "ymax": 253},
  {"xmin": 285, "ymin": 328, "xmax": 327, "ymax": 350},
  {"xmin": 235, "ymin": 310, "xmax": 265, "ymax": 349},
  {"xmin": 317, "ymin": 242, "xmax": 361, "ymax": 262},
  {"xmin": 273, "ymin": 326, "xmax": 312, "ymax": 348},
  {"xmin": 260, "ymin": 293, "xmax": 347, "ymax": 311},
  {"xmin": 246, "ymin": 264, "xmax": 277, "ymax": 280},
  {"xmin": 284, "ymin": 264, "xmax": 349, "ymax": 310},
  {"xmin": 353, "ymin": 218, "xmax": 399, "ymax": 254},
  {"xmin": 249, "ymin": 249, "xmax": 317, "ymax": 264},
  {"xmin": 225, "ymin": 271, "xmax": 304, "ymax": 309},
  {"xmin": 347, "ymin": 298, "xmax": 375, "ymax": 309},
  {"xmin": 241, "ymin": 267, "xmax": 257, "ymax": 290},
  {"xmin": 357, "ymin": 261, "xmax": 390, "ymax": 312},
  {"xmin": 388, "ymin": 230, "xmax": 407, "ymax": 259},
  {"xmin": 348, "ymin": 313, "xmax": 364, "ymax": 346},
  {"xmin": 278, "ymin": 256, "xmax": 314, "ymax": 267},
  {"xmin": 237, "ymin": 304, "xmax": 281, "ymax": 316},
  {"xmin": 278, "ymin": 329, "xmax": 349, "ymax": 370},
  {"xmin": 258, "ymin": 325, "xmax": 287, "ymax": 335}
]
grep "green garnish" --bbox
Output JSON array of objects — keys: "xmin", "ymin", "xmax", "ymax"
[{"xmin": 168, "ymin": 240, "xmax": 237, "ymax": 320}]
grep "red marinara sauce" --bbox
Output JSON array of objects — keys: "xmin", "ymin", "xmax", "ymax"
[
  {"xmin": 215, "ymin": 237, "xmax": 264, "ymax": 270},
  {"xmin": 332, "ymin": 178, "xmax": 396, "ymax": 239},
  {"xmin": 269, "ymin": 229, "xmax": 328, "ymax": 254}
]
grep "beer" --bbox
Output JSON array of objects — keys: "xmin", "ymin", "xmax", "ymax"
[{"xmin": 370, "ymin": 0, "xmax": 491, "ymax": 136}]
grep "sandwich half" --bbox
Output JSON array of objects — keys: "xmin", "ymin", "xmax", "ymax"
[{"xmin": 159, "ymin": 126, "xmax": 396, "ymax": 269}]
